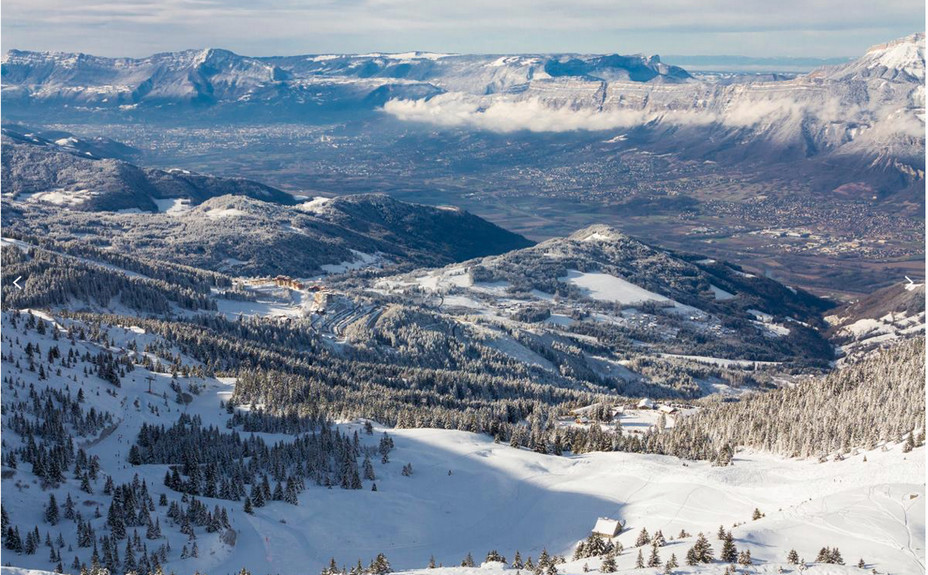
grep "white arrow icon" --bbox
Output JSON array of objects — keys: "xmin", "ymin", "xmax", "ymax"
[{"xmin": 13, "ymin": 276, "xmax": 22, "ymax": 290}]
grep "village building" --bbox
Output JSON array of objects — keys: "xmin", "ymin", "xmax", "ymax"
[
  {"xmin": 637, "ymin": 398, "xmax": 655, "ymax": 410},
  {"xmin": 274, "ymin": 275, "xmax": 304, "ymax": 290}
]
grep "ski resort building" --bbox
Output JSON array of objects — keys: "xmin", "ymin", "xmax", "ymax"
[{"xmin": 274, "ymin": 275, "xmax": 304, "ymax": 290}]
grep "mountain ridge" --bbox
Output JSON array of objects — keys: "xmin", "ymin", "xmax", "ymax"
[{"xmin": 3, "ymin": 34, "xmax": 922, "ymax": 185}]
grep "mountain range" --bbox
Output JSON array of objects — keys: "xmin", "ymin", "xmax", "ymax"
[{"xmin": 2, "ymin": 34, "xmax": 924, "ymax": 183}]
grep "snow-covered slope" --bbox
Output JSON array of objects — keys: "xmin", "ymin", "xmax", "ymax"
[
  {"xmin": 826, "ymin": 280, "xmax": 926, "ymax": 359},
  {"xmin": 1, "ymin": 310, "xmax": 922, "ymax": 575},
  {"xmin": 370, "ymin": 223, "xmax": 833, "ymax": 369}
]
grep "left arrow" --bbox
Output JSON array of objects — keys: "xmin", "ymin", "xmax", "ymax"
[{"xmin": 13, "ymin": 276, "xmax": 23, "ymax": 290}]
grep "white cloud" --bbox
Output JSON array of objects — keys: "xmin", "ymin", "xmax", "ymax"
[
  {"xmin": 381, "ymin": 79, "xmax": 923, "ymax": 137},
  {"xmin": 383, "ymin": 92, "xmax": 720, "ymax": 133}
]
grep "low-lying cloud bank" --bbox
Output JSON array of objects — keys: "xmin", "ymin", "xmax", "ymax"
[
  {"xmin": 381, "ymin": 90, "xmax": 923, "ymax": 139},
  {"xmin": 382, "ymin": 92, "xmax": 717, "ymax": 133}
]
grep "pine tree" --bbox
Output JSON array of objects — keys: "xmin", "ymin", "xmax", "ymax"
[
  {"xmin": 752, "ymin": 508, "xmax": 763, "ymax": 520},
  {"xmin": 787, "ymin": 549, "xmax": 800, "ymax": 564},
  {"xmin": 251, "ymin": 484, "xmax": 265, "ymax": 507},
  {"xmin": 462, "ymin": 552, "xmax": 475, "ymax": 567},
  {"xmin": 858, "ymin": 558, "xmax": 866, "ymax": 568},
  {"xmin": 370, "ymin": 552, "xmax": 391, "ymax": 574},
  {"xmin": 44, "ymin": 494, "xmax": 60, "ymax": 525},
  {"xmin": 648, "ymin": 543, "xmax": 662, "ymax": 567},
  {"xmin": 539, "ymin": 549, "xmax": 551, "ymax": 568},
  {"xmin": 688, "ymin": 533, "xmax": 713, "ymax": 564},
  {"xmin": 721, "ymin": 531, "xmax": 737, "ymax": 563},
  {"xmin": 636, "ymin": 527, "xmax": 651, "ymax": 547},
  {"xmin": 600, "ymin": 550, "xmax": 617, "ymax": 573},
  {"xmin": 636, "ymin": 549, "xmax": 645, "ymax": 568},
  {"xmin": 363, "ymin": 457, "xmax": 376, "ymax": 481}
]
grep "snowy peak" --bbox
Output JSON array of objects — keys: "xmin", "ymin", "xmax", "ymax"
[
  {"xmin": 864, "ymin": 33, "xmax": 925, "ymax": 79},
  {"xmin": 819, "ymin": 32, "xmax": 926, "ymax": 82},
  {"xmin": 568, "ymin": 225, "xmax": 631, "ymax": 244}
]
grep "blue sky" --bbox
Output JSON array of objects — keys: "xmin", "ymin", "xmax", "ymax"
[{"xmin": 1, "ymin": 0, "xmax": 924, "ymax": 58}]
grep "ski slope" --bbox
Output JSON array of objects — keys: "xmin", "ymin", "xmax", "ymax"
[{"xmin": 0, "ymin": 311, "xmax": 924, "ymax": 575}]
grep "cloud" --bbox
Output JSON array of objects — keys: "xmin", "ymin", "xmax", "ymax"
[
  {"xmin": 382, "ymin": 92, "xmax": 719, "ymax": 133},
  {"xmin": 382, "ymin": 81, "xmax": 923, "ymax": 138}
]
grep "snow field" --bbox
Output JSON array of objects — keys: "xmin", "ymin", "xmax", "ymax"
[{"xmin": 0, "ymin": 312, "xmax": 923, "ymax": 575}]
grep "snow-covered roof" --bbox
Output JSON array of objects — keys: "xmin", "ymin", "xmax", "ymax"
[
  {"xmin": 570, "ymin": 402, "xmax": 601, "ymax": 415},
  {"xmin": 658, "ymin": 405, "xmax": 677, "ymax": 414},
  {"xmin": 593, "ymin": 517, "xmax": 622, "ymax": 536},
  {"xmin": 637, "ymin": 398, "xmax": 655, "ymax": 409}
]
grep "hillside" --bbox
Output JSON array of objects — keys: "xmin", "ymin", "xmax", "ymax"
[
  {"xmin": 826, "ymin": 280, "xmax": 926, "ymax": 358},
  {"xmin": 0, "ymin": 132, "xmax": 533, "ymax": 276},
  {"xmin": 2, "ymin": 313, "xmax": 925, "ymax": 574},
  {"xmin": 356, "ymin": 224, "xmax": 835, "ymax": 375},
  {"xmin": 0, "ymin": 309, "xmax": 922, "ymax": 575},
  {"xmin": 0, "ymin": 126, "xmax": 297, "ymax": 211}
]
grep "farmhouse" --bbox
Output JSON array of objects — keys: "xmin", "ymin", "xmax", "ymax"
[
  {"xmin": 637, "ymin": 398, "xmax": 655, "ymax": 410},
  {"xmin": 592, "ymin": 517, "xmax": 623, "ymax": 538}
]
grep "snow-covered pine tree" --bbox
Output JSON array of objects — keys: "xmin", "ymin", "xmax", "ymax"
[{"xmin": 721, "ymin": 531, "xmax": 737, "ymax": 563}]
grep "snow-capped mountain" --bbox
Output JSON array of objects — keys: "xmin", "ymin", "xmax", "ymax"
[
  {"xmin": 1, "ymin": 48, "xmax": 287, "ymax": 107},
  {"xmin": 817, "ymin": 33, "xmax": 925, "ymax": 82},
  {"xmin": 2, "ymin": 35, "xmax": 923, "ymax": 176},
  {"xmin": 0, "ymin": 48, "xmax": 689, "ymax": 109}
]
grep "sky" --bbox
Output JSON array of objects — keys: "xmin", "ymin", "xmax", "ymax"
[{"xmin": 1, "ymin": 0, "xmax": 925, "ymax": 58}]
